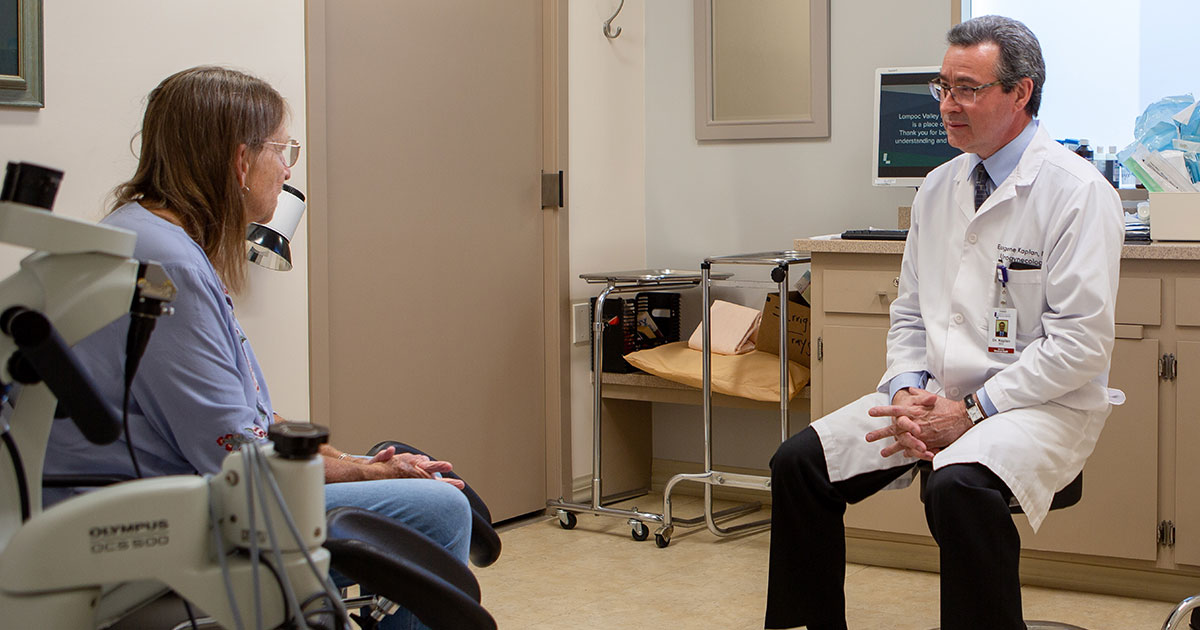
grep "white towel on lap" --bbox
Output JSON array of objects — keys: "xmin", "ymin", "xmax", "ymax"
[{"xmin": 687, "ymin": 300, "xmax": 762, "ymax": 355}]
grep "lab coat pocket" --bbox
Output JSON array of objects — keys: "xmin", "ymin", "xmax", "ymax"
[{"xmin": 1004, "ymin": 270, "xmax": 1045, "ymax": 342}]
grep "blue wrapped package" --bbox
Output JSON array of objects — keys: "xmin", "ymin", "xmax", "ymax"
[{"xmin": 1135, "ymin": 93, "xmax": 1193, "ymax": 139}]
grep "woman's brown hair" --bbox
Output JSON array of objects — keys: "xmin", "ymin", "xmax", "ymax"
[{"xmin": 112, "ymin": 66, "xmax": 286, "ymax": 293}]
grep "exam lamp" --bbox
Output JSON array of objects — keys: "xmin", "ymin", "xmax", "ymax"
[{"xmin": 246, "ymin": 184, "xmax": 305, "ymax": 271}]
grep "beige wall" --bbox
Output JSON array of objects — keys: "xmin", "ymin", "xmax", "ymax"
[
  {"xmin": 0, "ymin": 1, "xmax": 310, "ymax": 418},
  {"xmin": 643, "ymin": 0, "xmax": 949, "ymax": 469},
  {"xmin": 567, "ymin": 0, "xmax": 951, "ymax": 478},
  {"xmin": 568, "ymin": 1, "xmax": 647, "ymax": 480}
]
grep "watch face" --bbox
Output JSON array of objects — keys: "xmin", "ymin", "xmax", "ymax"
[{"xmin": 965, "ymin": 396, "xmax": 983, "ymax": 423}]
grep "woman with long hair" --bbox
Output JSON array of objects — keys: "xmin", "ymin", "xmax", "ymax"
[{"xmin": 45, "ymin": 66, "xmax": 471, "ymax": 630}]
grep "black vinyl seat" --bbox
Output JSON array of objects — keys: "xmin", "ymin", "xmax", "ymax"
[
  {"xmin": 365, "ymin": 440, "xmax": 502, "ymax": 568},
  {"xmin": 324, "ymin": 506, "xmax": 496, "ymax": 630}
]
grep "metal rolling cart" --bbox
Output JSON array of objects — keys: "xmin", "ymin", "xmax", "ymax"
[
  {"xmin": 546, "ymin": 269, "xmax": 730, "ymax": 541},
  {"xmin": 655, "ymin": 251, "xmax": 810, "ymax": 548}
]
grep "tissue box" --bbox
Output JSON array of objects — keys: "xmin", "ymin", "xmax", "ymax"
[{"xmin": 1150, "ymin": 192, "xmax": 1200, "ymax": 241}]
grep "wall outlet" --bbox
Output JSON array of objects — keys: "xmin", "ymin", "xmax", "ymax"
[{"xmin": 572, "ymin": 302, "xmax": 591, "ymax": 345}]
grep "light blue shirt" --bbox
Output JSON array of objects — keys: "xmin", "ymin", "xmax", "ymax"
[
  {"xmin": 42, "ymin": 203, "xmax": 272, "ymax": 505},
  {"xmin": 971, "ymin": 119, "xmax": 1039, "ymax": 195},
  {"xmin": 886, "ymin": 119, "xmax": 1039, "ymax": 416}
]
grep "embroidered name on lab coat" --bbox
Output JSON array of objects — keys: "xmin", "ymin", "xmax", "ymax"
[{"xmin": 996, "ymin": 243, "xmax": 1043, "ymax": 269}]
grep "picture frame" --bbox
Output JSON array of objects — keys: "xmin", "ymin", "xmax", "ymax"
[
  {"xmin": 1, "ymin": 0, "xmax": 44, "ymax": 108},
  {"xmin": 694, "ymin": 0, "xmax": 829, "ymax": 140}
]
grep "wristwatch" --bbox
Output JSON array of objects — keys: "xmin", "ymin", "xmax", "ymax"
[{"xmin": 964, "ymin": 392, "xmax": 987, "ymax": 425}]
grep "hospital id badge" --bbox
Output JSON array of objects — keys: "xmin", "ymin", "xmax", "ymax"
[{"xmin": 988, "ymin": 308, "xmax": 1016, "ymax": 354}]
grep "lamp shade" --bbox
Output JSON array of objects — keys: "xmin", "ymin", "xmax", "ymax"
[{"xmin": 247, "ymin": 184, "xmax": 305, "ymax": 271}]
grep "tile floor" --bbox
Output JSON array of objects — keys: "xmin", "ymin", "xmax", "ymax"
[{"xmin": 473, "ymin": 495, "xmax": 1180, "ymax": 630}]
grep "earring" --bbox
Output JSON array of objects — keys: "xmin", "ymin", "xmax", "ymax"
[{"xmin": 241, "ymin": 185, "xmax": 251, "ymax": 195}]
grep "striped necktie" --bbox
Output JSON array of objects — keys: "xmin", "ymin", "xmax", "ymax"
[{"xmin": 973, "ymin": 162, "xmax": 991, "ymax": 211}]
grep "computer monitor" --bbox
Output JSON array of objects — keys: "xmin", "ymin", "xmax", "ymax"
[{"xmin": 872, "ymin": 66, "xmax": 962, "ymax": 187}]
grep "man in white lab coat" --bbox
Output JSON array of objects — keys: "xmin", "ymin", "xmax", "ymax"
[{"xmin": 765, "ymin": 15, "xmax": 1124, "ymax": 630}]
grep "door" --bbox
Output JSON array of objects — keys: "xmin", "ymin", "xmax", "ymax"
[{"xmin": 306, "ymin": 1, "xmax": 557, "ymax": 520}]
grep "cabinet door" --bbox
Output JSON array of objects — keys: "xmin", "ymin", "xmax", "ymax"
[
  {"xmin": 1016, "ymin": 337, "xmax": 1160, "ymax": 560},
  {"xmin": 819, "ymin": 324, "xmax": 889, "ymax": 414},
  {"xmin": 1175, "ymin": 341, "xmax": 1200, "ymax": 566},
  {"xmin": 823, "ymin": 324, "xmax": 930, "ymax": 536}
]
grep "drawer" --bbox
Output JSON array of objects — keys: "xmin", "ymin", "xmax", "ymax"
[
  {"xmin": 1177, "ymin": 278, "xmax": 1200, "ymax": 327},
  {"xmin": 1115, "ymin": 277, "xmax": 1161, "ymax": 326},
  {"xmin": 823, "ymin": 270, "xmax": 901, "ymax": 315}
]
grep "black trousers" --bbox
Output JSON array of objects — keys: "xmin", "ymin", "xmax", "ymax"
[{"xmin": 765, "ymin": 427, "xmax": 1023, "ymax": 630}]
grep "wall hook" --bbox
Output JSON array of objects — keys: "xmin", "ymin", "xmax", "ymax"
[{"xmin": 603, "ymin": 0, "xmax": 624, "ymax": 39}]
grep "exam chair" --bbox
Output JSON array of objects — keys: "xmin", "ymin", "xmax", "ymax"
[
  {"xmin": 916, "ymin": 461, "xmax": 1088, "ymax": 630},
  {"xmin": 325, "ymin": 506, "xmax": 495, "ymax": 630}
]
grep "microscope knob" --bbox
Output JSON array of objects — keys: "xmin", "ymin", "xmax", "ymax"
[{"xmin": 268, "ymin": 421, "xmax": 330, "ymax": 459}]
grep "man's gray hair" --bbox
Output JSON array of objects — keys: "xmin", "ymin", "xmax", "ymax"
[{"xmin": 947, "ymin": 15, "xmax": 1045, "ymax": 117}]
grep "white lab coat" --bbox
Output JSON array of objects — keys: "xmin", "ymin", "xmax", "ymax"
[{"xmin": 812, "ymin": 124, "xmax": 1124, "ymax": 530}]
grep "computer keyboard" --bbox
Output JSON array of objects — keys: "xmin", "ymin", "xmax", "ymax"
[{"xmin": 840, "ymin": 228, "xmax": 909, "ymax": 241}]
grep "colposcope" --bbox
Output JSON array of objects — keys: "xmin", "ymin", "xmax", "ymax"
[{"xmin": 0, "ymin": 163, "xmax": 340, "ymax": 629}]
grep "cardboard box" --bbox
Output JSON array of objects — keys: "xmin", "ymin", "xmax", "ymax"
[
  {"xmin": 757, "ymin": 292, "xmax": 811, "ymax": 367},
  {"xmin": 1150, "ymin": 192, "xmax": 1200, "ymax": 242}
]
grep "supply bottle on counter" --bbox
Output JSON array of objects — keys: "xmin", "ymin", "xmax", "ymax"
[
  {"xmin": 1106, "ymin": 145, "xmax": 1119, "ymax": 187},
  {"xmin": 1075, "ymin": 138, "xmax": 1093, "ymax": 162},
  {"xmin": 1092, "ymin": 145, "xmax": 1119, "ymax": 188}
]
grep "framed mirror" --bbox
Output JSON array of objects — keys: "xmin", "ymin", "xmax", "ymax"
[
  {"xmin": 694, "ymin": 0, "xmax": 829, "ymax": 140},
  {"xmin": 1, "ymin": 0, "xmax": 44, "ymax": 108}
]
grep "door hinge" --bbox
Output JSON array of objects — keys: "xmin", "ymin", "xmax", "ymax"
[
  {"xmin": 1159, "ymin": 520, "xmax": 1176, "ymax": 547},
  {"xmin": 1160, "ymin": 353, "xmax": 1177, "ymax": 381},
  {"xmin": 541, "ymin": 170, "xmax": 563, "ymax": 208},
  {"xmin": 816, "ymin": 336, "xmax": 823, "ymax": 362}
]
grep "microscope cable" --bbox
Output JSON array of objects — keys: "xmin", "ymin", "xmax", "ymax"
[
  {"xmin": 1, "ymin": 428, "xmax": 30, "ymax": 522},
  {"xmin": 121, "ymin": 384, "xmax": 143, "ymax": 479}
]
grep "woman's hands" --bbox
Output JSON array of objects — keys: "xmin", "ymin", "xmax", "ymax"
[
  {"xmin": 321, "ymin": 443, "xmax": 465, "ymax": 489},
  {"xmin": 864, "ymin": 388, "xmax": 972, "ymax": 460},
  {"xmin": 364, "ymin": 446, "xmax": 466, "ymax": 489}
]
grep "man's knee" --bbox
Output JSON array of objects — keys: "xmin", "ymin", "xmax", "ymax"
[
  {"xmin": 771, "ymin": 427, "xmax": 823, "ymax": 474},
  {"xmin": 923, "ymin": 463, "xmax": 1010, "ymax": 522}
]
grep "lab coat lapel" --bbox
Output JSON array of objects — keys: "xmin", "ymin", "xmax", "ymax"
[
  {"xmin": 953, "ymin": 160, "xmax": 976, "ymax": 219},
  {"xmin": 976, "ymin": 125, "xmax": 1052, "ymax": 216}
]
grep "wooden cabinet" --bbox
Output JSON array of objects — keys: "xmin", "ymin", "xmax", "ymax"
[
  {"xmin": 800, "ymin": 239, "xmax": 1200, "ymax": 598},
  {"xmin": 1174, "ymin": 340, "xmax": 1200, "ymax": 566},
  {"xmin": 809, "ymin": 252, "xmax": 901, "ymax": 417},
  {"xmin": 1016, "ymin": 335, "xmax": 1159, "ymax": 560}
]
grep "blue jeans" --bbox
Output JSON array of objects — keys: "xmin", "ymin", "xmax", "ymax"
[{"xmin": 325, "ymin": 478, "xmax": 473, "ymax": 630}]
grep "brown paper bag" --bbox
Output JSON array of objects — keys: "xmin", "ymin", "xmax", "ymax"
[{"xmin": 757, "ymin": 292, "xmax": 811, "ymax": 367}]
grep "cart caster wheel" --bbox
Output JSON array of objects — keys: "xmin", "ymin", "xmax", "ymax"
[
  {"xmin": 557, "ymin": 510, "xmax": 577, "ymax": 530},
  {"xmin": 630, "ymin": 520, "xmax": 649, "ymax": 541},
  {"xmin": 655, "ymin": 532, "xmax": 670, "ymax": 548}
]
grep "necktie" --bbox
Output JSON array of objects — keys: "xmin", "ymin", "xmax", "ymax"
[{"xmin": 973, "ymin": 162, "xmax": 991, "ymax": 211}]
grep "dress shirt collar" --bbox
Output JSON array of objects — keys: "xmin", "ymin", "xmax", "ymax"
[{"xmin": 969, "ymin": 119, "xmax": 1038, "ymax": 189}]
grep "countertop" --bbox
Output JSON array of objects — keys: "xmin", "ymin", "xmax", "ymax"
[{"xmin": 794, "ymin": 237, "xmax": 1200, "ymax": 261}]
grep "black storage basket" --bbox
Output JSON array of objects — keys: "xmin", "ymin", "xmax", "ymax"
[{"xmin": 589, "ymin": 292, "xmax": 681, "ymax": 373}]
